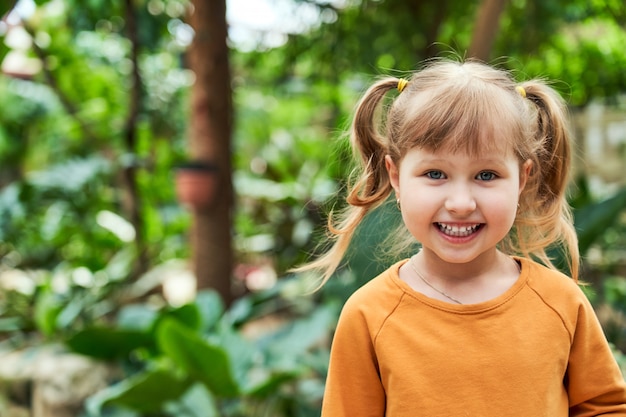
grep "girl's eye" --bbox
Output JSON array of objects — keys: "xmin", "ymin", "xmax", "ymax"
[
  {"xmin": 425, "ymin": 170, "xmax": 445, "ymax": 180},
  {"xmin": 477, "ymin": 171, "xmax": 496, "ymax": 181}
]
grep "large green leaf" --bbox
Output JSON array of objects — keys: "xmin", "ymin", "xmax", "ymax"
[
  {"xmin": 153, "ymin": 302, "xmax": 203, "ymax": 333},
  {"xmin": 574, "ymin": 187, "xmax": 626, "ymax": 254},
  {"xmin": 65, "ymin": 327, "xmax": 153, "ymax": 360},
  {"xmin": 213, "ymin": 322, "xmax": 256, "ymax": 389},
  {"xmin": 156, "ymin": 318, "xmax": 240, "ymax": 397},
  {"xmin": 86, "ymin": 366, "xmax": 192, "ymax": 414}
]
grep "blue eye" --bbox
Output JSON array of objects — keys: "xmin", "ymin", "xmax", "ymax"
[
  {"xmin": 477, "ymin": 171, "xmax": 496, "ymax": 181},
  {"xmin": 426, "ymin": 170, "xmax": 445, "ymax": 180}
]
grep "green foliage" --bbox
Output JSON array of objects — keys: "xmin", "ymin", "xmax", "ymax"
[
  {"xmin": 252, "ymin": 0, "xmax": 626, "ymax": 106},
  {"xmin": 0, "ymin": 253, "xmax": 136, "ymax": 338},
  {"xmin": 574, "ymin": 186, "xmax": 626, "ymax": 254},
  {"xmin": 33, "ymin": 287, "xmax": 66, "ymax": 336},
  {"xmin": 231, "ymin": 78, "xmax": 356, "ymax": 272},
  {"xmin": 0, "ymin": 0, "xmax": 192, "ymax": 276},
  {"xmin": 486, "ymin": 0, "xmax": 626, "ymax": 104},
  {"xmin": 0, "ymin": 157, "xmax": 120, "ymax": 269},
  {"xmin": 88, "ymin": 367, "xmax": 194, "ymax": 415},
  {"xmin": 157, "ymin": 319, "xmax": 240, "ymax": 397},
  {"xmin": 67, "ymin": 327, "xmax": 155, "ymax": 360},
  {"xmin": 63, "ymin": 289, "xmax": 337, "ymax": 417}
]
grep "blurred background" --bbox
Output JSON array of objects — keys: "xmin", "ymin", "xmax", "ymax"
[{"xmin": 0, "ymin": 0, "xmax": 625, "ymax": 416}]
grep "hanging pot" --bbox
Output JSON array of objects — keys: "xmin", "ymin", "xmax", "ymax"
[{"xmin": 175, "ymin": 161, "xmax": 219, "ymax": 209}]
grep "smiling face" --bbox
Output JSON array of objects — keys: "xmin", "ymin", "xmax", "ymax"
[{"xmin": 386, "ymin": 143, "xmax": 531, "ymax": 269}]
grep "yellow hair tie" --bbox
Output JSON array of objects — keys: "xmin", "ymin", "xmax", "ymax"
[
  {"xmin": 515, "ymin": 85, "xmax": 526, "ymax": 98},
  {"xmin": 397, "ymin": 78, "xmax": 408, "ymax": 93}
]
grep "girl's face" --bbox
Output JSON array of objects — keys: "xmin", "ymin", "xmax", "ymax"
[{"xmin": 386, "ymin": 144, "xmax": 532, "ymax": 268}]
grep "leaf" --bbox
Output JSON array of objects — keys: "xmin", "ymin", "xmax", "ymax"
[
  {"xmin": 33, "ymin": 291, "xmax": 63, "ymax": 337},
  {"xmin": 548, "ymin": 186, "xmax": 626, "ymax": 275},
  {"xmin": 229, "ymin": 305, "xmax": 337, "ymax": 399},
  {"xmin": 163, "ymin": 383, "xmax": 220, "ymax": 417},
  {"xmin": 262, "ymin": 306, "xmax": 336, "ymax": 370},
  {"xmin": 223, "ymin": 294, "xmax": 254, "ymax": 325},
  {"xmin": 213, "ymin": 322, "xmax": 258, "ymax": 391},
  {"xmin": 574, "ymin": 187, "xmax": 626, "ymax": 254},
  {"xmin": 86, "ymin": 367, "xmax": 192, "ymax": 414},
  {"xmin": 117, "ymin": 304, "xmax": 159, "ymax": 331},
  {"xmin": 156, "ymin": 318, "xmax": 240, "ymax": 397},
  {"xmin": 55, "ymin": 293, "xmax": 91, "ymax": 330},
  {"xmin": 27, "ymin": 157, "xmax": 111, "ymax": 193},
  {"xmin": 156, "ymin": 302, "xmax": 202, "ymax": 332},
  {"xmin": 246, "ymin": 371, "xmax": 300, "ymax": 398},
  {"xmin": 66, "ymin": 327, "xmax": 153, "ymax": 360},
  {"xmin": 195, "ymin": 289, "xmax": 224, "ymax": 332}
]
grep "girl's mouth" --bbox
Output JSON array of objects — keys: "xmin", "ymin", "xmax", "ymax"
[{"xmin": 436, "ymin": 223, "xmax": 482, "ymax": 237}]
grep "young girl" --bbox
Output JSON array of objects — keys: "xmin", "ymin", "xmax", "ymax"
[{"xmin": 300, "ymin": 59, "xmax": 626, "ymax": 416}]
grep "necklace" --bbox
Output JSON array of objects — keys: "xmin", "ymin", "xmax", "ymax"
[{"xmin": 409, "ymin": 257, "xmax": 463, "ymax": 305}]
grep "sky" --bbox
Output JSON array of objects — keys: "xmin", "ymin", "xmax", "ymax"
[
  {"xmin": 4, "ymin": 0, "xmax": 342, "ymax": 51},
  {"xmin": 226, "ymin": 0, "xmax": 340, "ymax": 50}
]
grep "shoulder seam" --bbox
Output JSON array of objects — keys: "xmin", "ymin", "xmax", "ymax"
[
  {"xmin": 373, "ymin": 292, "xmax": 406, "ymax": 344},
  {"xmin": 527, "ymin": 285, "xmax": 574, "ymax": 343}
]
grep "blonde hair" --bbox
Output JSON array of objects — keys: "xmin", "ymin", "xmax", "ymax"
[{"xmin": 295, "ymin": 58, "xmax": 579, "ymax": 287}]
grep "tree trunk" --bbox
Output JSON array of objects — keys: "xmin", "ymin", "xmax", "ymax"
[
  {"xmin": 187, "ymin": 0, "xmax": 233, "ymax": 304},
  {"xmin": 468, "ymin": 0, "xmax": 508, "ymax": 61},
  {"xmin": 122, "ymin": 0, "xmax": 149, "ymax": 278}
]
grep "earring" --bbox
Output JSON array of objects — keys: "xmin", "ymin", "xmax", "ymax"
[{"xmin": 396, "ymin": 198, "xmax": 401, "ymax": 210}]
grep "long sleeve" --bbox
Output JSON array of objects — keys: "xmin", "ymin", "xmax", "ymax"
[
  {"xmin": 566, "ymin": 294, "xmax": 626, "ymax": 416},
  {"xmin": 321, "ymin": 289, "xmax": 392, "ymax": 416}
]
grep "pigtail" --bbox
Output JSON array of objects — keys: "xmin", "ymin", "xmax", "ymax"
[
  {"xmin": 515, "ymin": 81, "xmax": 580, "ymax": 280},
  {"xmin": 347, "ymin": 79, "xmax": 400, "ymax": 206},
  {"xmin": 523, "ymin": 83, "xmax": 571, "ymax": 207},
  {"xmin": 292, "ymin": 78, "xmax": 401, "ymax": 289}
]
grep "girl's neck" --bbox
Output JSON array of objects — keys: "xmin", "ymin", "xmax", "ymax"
[
  {"xmin": 416, "ymin": 248, "xmax": 509, "ymax": 283},
  {"xmin": 403, "ymin": 249, "xmax": 521, "ymax": 305}
]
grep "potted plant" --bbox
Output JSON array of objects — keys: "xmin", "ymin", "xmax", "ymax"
[{"xmin": 174, "ymin": 160, "xmax": 219, "ymax": 209}]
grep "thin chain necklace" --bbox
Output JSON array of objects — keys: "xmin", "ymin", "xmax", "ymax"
[{"xmin": 409, "ymin": 256, "xmax": 463, "ymax": 305}]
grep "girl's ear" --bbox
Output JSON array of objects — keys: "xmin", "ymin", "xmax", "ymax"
[
  {"xmin": 385, "ymin": 155, "xmax": 400, "ymax": 192},
  {"xmin": 519, "ymin": 159, "xmax": 533, "ymax": 195}
]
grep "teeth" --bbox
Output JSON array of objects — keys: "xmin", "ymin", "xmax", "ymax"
[{"xmin": 438, "ymin": 223, "xmax": 480, "ymax": 237}]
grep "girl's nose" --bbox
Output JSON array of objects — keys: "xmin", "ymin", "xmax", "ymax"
[{"xmin": 444, "ymin": 188, "xmax": 477, "ymax": 215}]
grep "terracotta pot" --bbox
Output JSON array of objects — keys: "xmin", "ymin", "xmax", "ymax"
[{"xmin": 175, "ymin": 161, "xmax": 219, "ymax": 209}]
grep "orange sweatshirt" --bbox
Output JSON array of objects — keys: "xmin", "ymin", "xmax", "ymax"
[{"xmin": 321, "ymin": 257, "xmax": 626, "ymax": 416}]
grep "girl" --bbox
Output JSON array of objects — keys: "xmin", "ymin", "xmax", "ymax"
[{"xmin": 300, "ymin": 59, "xmax": 626, "ymax": 416}]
